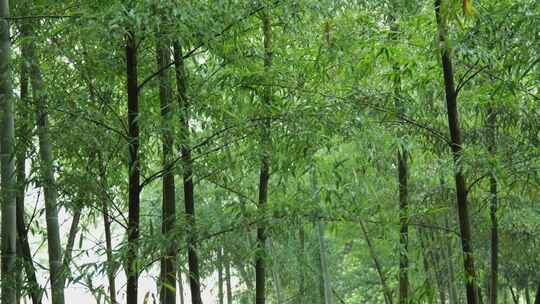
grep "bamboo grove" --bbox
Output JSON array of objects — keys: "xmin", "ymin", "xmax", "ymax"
[{"xmin": 0, "ymin": 0, "xmax": 539, "ymax": 303}]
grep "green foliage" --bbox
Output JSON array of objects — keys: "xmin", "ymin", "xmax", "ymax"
[{"xmin": 5, "ymin": 0, "xmax": 539, "ymax": 303}]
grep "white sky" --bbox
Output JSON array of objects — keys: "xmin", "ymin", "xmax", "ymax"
[{"xmin": 17, "ymin": 185, "xmax": 239, "ymax": 304}]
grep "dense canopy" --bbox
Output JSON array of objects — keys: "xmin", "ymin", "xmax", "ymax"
[{"xmin": 0, "ymin": 0, "xmax": 539, "ymax": 303}]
